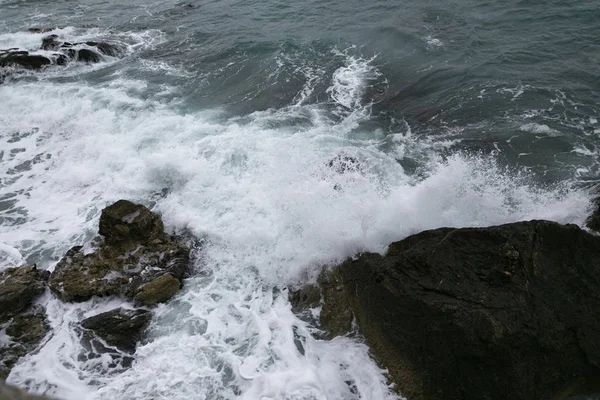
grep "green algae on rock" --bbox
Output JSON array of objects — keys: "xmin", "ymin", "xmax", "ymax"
[{"xmin": 49, "ymin": 200, "xmax": 191, "ymax": 304}]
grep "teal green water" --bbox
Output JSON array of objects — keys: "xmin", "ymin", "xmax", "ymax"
[{"xmin": 2, "ymin": 0, "xmax": 600, "ymax": 182}]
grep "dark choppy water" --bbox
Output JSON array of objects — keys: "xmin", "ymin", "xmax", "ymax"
[{"xmin": 0, "ymin": 0, "xmax": 599, "ymax": 398}]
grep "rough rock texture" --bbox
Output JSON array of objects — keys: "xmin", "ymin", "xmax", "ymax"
[
  {"xmin": 49, "ymin": 200, "xmax": 190, "ymax": 303},
  {"xmin": 289, "ymin": 284, "xmax": 321, "ymax": 311},
  {"xmin": 0, "ymin": 51, "xmax": 52, "ymax": 70},
  {"xmin": 99, "ymin": 199, "xmax": 164, "ymax": 245},
  {"xmin": 320, "ymin": 220, "xmax": 600, "ymax": 400},
  {"xmin": 0, "ymin": 308, "xmax": 49, "ymax": 380},
  {"xmin": 0, "ymin": 266, "xmax": 49, "ymax": 323},
  {"xmin": 134, "ymin": 274, "xmax": 181, "ymax": 305},
  {"xmin": 586, "ymin": 197, "xmax": 600, "ymax": 233},
  {"xmin": 81, "ymin": 308, "xmax": 152, "ymax": 352},
  {"xmin": 0, "ymin": 381, "xmax": 55, "ymax": 400},
  {"xmin": 1, "ymin": 33, "xmax": 120, "ymax": 83}
]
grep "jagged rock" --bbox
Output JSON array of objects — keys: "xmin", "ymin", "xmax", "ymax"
[
  {"xmin": 0, "ymin": 266, "xmax": 49, "ymax": 323},
  {"xmin": 0, "ymin": 51, "xmax": 51, "ymax": 70},
  {"xmin": 49, "ymin": 200, "xmax": 190, "ymax": 303},
  {"xmin": 134, "ymin": 274, "xmax": 181, "ymax": 305},
  {"xmin": 586, "ymin": 197, "xmax": 600, "ymax": 232},
  {"xmin": 0, "ymin": 308, "xmax": 49, "ymax": 380},
  {"xmin": 81, "ymin": 308, "xmax": 151, "ymax": 352},
  {"xmin": 317, "ymin": 220, "xmax": 600, "ymax": 400},
  {"xmin": 1, "ymin": 34, "xmax": 120, "ymax": 83},
  {"xmin": 99, "ymin": 199, "xmax": 164, "ymax": 245},
  {"xmin": 40, "ymin": 35, "xmax": 60, "ymax": 51}
]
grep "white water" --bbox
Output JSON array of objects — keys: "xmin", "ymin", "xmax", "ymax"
[{"xmin": 0, "ymin": 30, "xmax": 593, "ymax": 400}]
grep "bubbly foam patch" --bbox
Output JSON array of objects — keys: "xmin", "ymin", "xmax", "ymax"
[{"xmin": 0, "ymin": 50, "xmax": 592, "ymax": 399}]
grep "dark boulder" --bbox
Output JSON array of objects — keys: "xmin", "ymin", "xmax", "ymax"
[
  {"xmin": 81, "ymin": 308, "xmax": 152, "ymax": 352},
  {"xmin": 0, "ymin": 51, "xmax": 51, "ymax": 70},
  {"xmin": 0, "ymin": 308, "xmax": 49, "ymax": 380},
  {"xmin": 585, "ymin": 196, "xmax": 600, "ymax": 232},
  {"xmin": 318, "ymin": 220, "xmax": 600, "ymax": 400},
  {"xmin": 41, "ymin": 35, "xmax": 60, "ymax": 51},
  {"xmin": 0, "ymin": 266, "xmax": 49, "ymax": 323},
  {"xmin": 49, "ymin": 200, "xmax": 191, "ymax": 304},
  {"xmin": 289, "ymin": 284, "xmax": 321, "ymax": 311},
  {"xmin": 134, "ymin": 274, "xmax": 181, "ymax": 305},
  {"xmin": 85, "ymin": 41, "xmax": 119, "ymax": 57},
  {"xmin": 73, "ymin": 48, "xmax": 102, "ymax": 63},
  {"xmin": 98, "ymin": 199, "xmax": 165, "ymax": 245}
]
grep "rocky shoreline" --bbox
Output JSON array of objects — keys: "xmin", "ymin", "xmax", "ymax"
[
  {"xmin": 0, "ymin": 200, "xmax": 192, "ymax": 382},
  {"xmin": 291, "ymin": 216, "xmax": 600, "ymax": 400},
  {"xmin": 2, "ymin": 198, "xmax": 600, "ymax": 399}
]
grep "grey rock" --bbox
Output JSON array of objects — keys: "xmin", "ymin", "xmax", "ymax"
[
  {"xmin": 0, "ymin": 308, "xmax": 49, "ymax": 380},
  {"xmin": 0, "ymin": 266, "xmax": 49, "ymax": 323},
  {"xmin": 81, "ymin": 308, "xmax": 151, "ymax": 352}
]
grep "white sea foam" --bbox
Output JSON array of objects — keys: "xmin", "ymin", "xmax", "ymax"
[
  {"xmin": 519, "ymin": 122, "xmax": 560, "ymax": 136},
  {"xmin": 0, "ymin": 48, "xmax": 592, "ymax": 400},
  {"xmin": 328, "ymin": 49, "xmax": 381, "ymax": 112}
]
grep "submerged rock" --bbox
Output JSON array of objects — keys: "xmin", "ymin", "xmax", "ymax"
[
  {"xmin": 314, "ymin": 220, "xmax": 600, "ymax": 400},
  {"xmin": 81, "ymin": 308, "xmax": 152, "ymax": 352},
  {"xmin": 0, "ymin": 266, "xmax": 49, "ymax": 323},
  {"xmin": 49, "ymin": 200, "xmax": 191, "ymax": 303},
  {"xmin": 0, "ymin": 308, "xmax": 49, "ymax": 380}
]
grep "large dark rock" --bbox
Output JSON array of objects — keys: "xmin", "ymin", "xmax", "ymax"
[
  {"xmin": 98, "ymin": 199, "xmax": 164, "ymax": 245},
  {"xmin": 81, "ymin": 308, "xmax": 151, "ymax": 352},
  {"xmin": 319, "ymin": 220, "xmax": 600, "ymax": 400},
  {"xmin": 134, "ymin": 274, "xmax": 181, "ymax": 305},
  {"xmin": 0, "ymin": 308, "xmax": 49, "ymax": 380},
  {"xmin": 49, "ymin": 200, "xmax": 190, "ymax": 304},
  {"xmin": 1, "ymin": 33, "xmax": 120, "ymax": 84},
  {"xmin": 70, "ymin": 48, "xmax": 102, "ymax": 63},
  {"xmin": 0, "ymin": 266, "xmax": 49, "ymax": 323},
  {"xmin": 0, "ymin": 51, "xmax": 51, "ymax": 70},
  {"xmin": 586, "ymin": 197, "xmax": 600, "ymax": 233},
  {"xmin": 85, "ymin": 41, "xmax": 120, "ymax": 57}
]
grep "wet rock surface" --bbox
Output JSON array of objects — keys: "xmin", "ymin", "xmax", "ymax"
[
  {"xmin": 81, "ymin": 308, "xmax": 152, "ymax": 352},
  {"xmin": 49, "ymin": 200, "xmax": 191, "ymax": 303},
  {"xmin": 309, "ymin": 220, "xmax": 600, "ymax": 400},
  {"xmin": 134, "ymin": 274, "xmax": 182, "ymax": 306},
  {"xmin": 0, "ymin": 30, "xmax": 120, "ymax": 83},
  {"xmin": 0, "ymin": 51, "xmax": 53, "ymax": 70},
  {"xmin": 0, "ymin": 266, "xmax": 49, "ymax": 323},
  {"xmin": 0, "ymin": 308, "xmax": 49, "ymax": 380}
]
